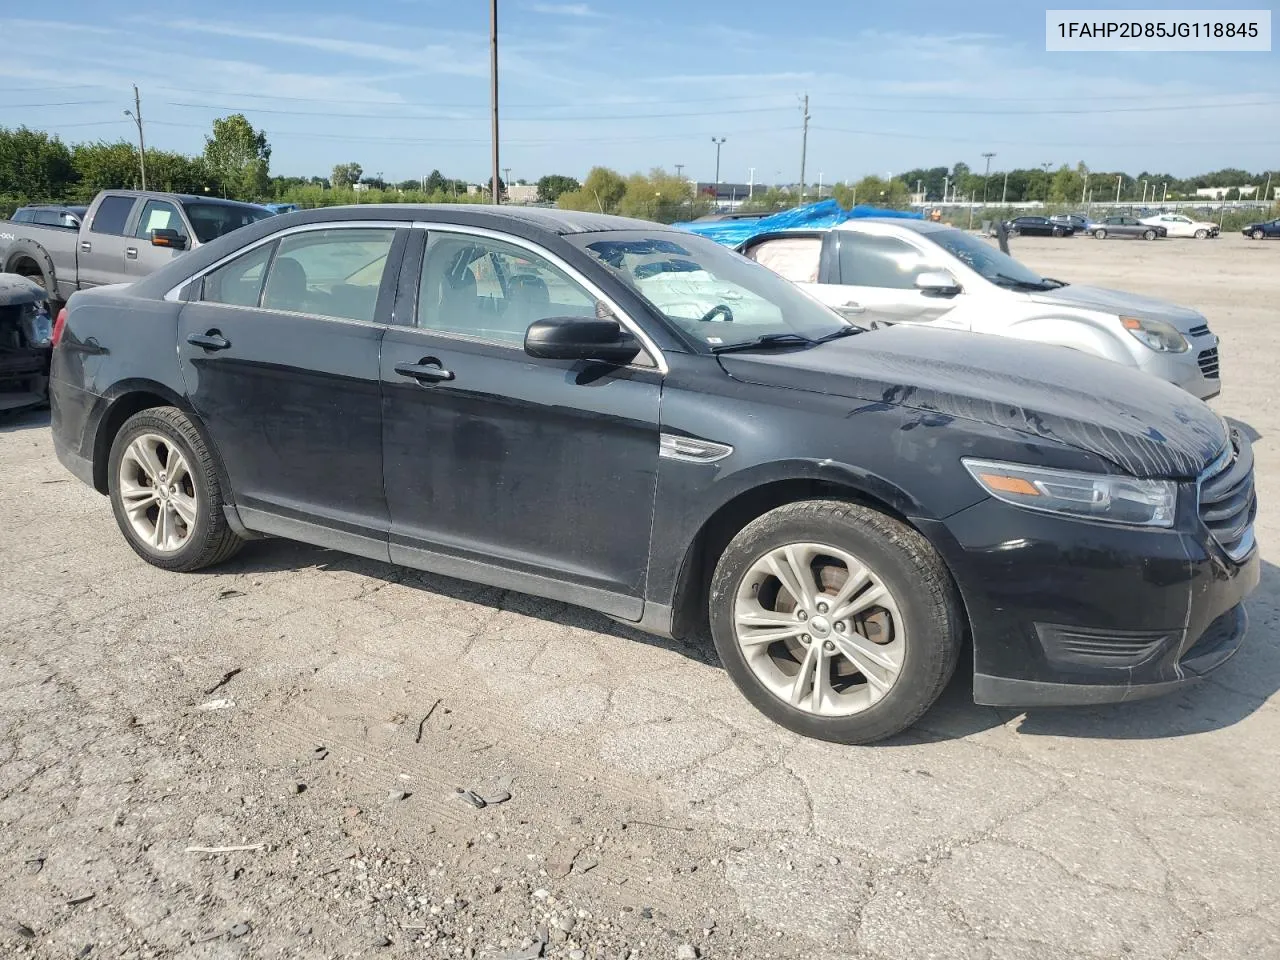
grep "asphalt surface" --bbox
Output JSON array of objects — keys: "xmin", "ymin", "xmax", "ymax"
[{"xmin": 2, "ymin": 232, "xmax": 1278, "ymax": 959}]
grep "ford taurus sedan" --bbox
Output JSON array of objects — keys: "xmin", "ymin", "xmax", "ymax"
[{"xmin": 48, "ymin": 206, "xmax": 1259, "ymax": 744}]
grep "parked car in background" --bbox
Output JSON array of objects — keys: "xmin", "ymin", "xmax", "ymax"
[
  {"xmin": 1242, "ymin": 217, "xmax": 1280, "ymax": 240},
  {"xmin": 1004, "ymin": 216, "xmax": 1075, "ymax": 237},
  {"xmin": 9, "ymin": 205, "xmax": 88, "ymax": 231},
  {"xmin": 737, "ymin": 218, "xmax": 1220, "ymax": 399},
  {"xmin": 48, "ymin": 206, "xmax": 1257, "ymax": 744},
  {"xmin": 0, "ymin": 273, "xmax": 53, "ymax": 412},
  {"xmin": 264, "ymin": 203, "xmax": 301, "ymax": 215},
  {"xmin": 1088, "ymin": 216, "xmax": 1165, "ymax": 240},
  {"xmin": 0, "ymin": 191, "xmax": 272, "ymax": 304},
  {"xmin": 1049, "ymin": 213, "xmax": 1090, "ymax": 231},
  {"xmin": 1139, "ymin": 213, "xmax": 1219, "ymax": 239}
]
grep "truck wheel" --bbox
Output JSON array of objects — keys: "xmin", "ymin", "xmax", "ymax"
[
  {"xmin": 1093, "ymin": 228, "xmax": 1107, "ymax": 239},
  {"xmin": 708, "ymin": 500, "xmax": 962, "ymax": 744},
  {"xmin": 108, "ymin": 406, "xmax": 244, "ymax": 572}
]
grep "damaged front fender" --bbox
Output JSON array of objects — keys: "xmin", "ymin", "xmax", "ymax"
[{"xmin": 0, "ymin": 272, "xmax": 54, "ymax": 412}]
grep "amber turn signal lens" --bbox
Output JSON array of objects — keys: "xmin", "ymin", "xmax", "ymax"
[{"xmin": 977, "ymin": 473, "xmax": 1041, "ymax": 496}]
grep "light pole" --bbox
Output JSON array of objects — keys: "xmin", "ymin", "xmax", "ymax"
[
  {"xmin": 1141, "ymin": 178, "xmax": 1148, "ymax": 204},
  {"xmin": 942, "ymin": 175, "xmax": 949, "ymax": 204},
  {"xmin": 1040, "ymin": 162, "xmax": 1053, "ymax": 204},
  {"xmin": 124, "ymin": 84, "xmax": 147, "ymax": 190},
  {"xmin": 817, "ymin": 172, "xmax": 823, "ymax": 198},
  {"xmin": 748, "ymin": 167, "xmax": 755, "ymax": 199},
  {"xmin": 981, "ymin": 151, "xmax": 995, "ymax": 205},
  {"xmin": 489, "ymin": 0, "xmax": 500, "ymax": 205},
  {"xmin": 1115, "ymin": 174, "xmax": 1123, "ymax": 204},
  {"xmin": 675, "ymin": 163, "xmax": 684, "ymax": 180},
  {"xmin": 1001, "ymin": 170, "xmax": 1009, "ymax": 204},
  {"xmin": 1161, "ymin": 182, "xmax": 1168, "ymax": 206},
  {"xmin": 711, "ymin": 137, "xmax": 726, "ymax": 184}
]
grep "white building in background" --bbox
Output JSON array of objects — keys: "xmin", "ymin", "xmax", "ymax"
[
  {"xmin": 506, "ymin": 184, "xmax": 538, "ymax": 204},
  {"xmin": 1194, "ymin": 185, "xmax": 1257, "ymax": 199}
]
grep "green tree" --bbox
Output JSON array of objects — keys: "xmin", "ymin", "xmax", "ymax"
[
  {"xmin": 851, "ymin": 175, "xmax": 911, "ymax": 209},
  {"xmin": 557, "ymin": 166, "xmax": 626, "ymax": 213},
  {"xmin": 536, "ymin": 174, "xmax": 580, "ymax": 203},
  {"xmin": 618, "ymin": 168, "xmax": 694, "ymax": 221},
  {"xmin": 71, "ymin": 141, "xmax": 142, "ymax": 195},
  {"xmin": 0, "ymin": 127, "xmax": 76, "ymax": 201},
  {"xmin": 331, "ymin": 162, "xmax": 362, "ymax": 189},
  {"xmin": 203, "ymin": 114, "xmax": 270, "ymax": 200}
]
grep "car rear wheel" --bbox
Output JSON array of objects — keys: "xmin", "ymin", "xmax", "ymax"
[
  {"xmin": 708, "ymin": 500, "xmax": 962, "ymax": 744},
  {"xmin": 1196, "ymin": 229, "xmax": 1209, "ymax": 239},
  {"xmin": 1253, "ymin": 229, "xmax": 1265, "ymax": 240},
  {"xmin": 1143, "ymin": 229, "xmax": 1157, "ymax": 240},
  {"xmin": 108, "ymin": 406, "xmax": 244, "ymax": 572},
  {"xmin": 1093, "ymin": 228, "xmax": 1107, "ymax": 239},
  {"xmin": 1052, "ymin": 226, "xmax": 1063, "ymax": 237}
]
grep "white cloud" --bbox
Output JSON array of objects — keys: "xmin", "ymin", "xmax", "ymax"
[{"xmin": 529, "ymin": 3, "xmax": 601, "ymax": 16}]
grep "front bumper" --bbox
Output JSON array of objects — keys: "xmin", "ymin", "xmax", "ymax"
[
  {"xmin": 916, "ymin": 490, "xmax": 1260, "ymax": 708},
  {"xmin": 1136, "ymin": 337, "xmax": 1221, "ymax": 401}
]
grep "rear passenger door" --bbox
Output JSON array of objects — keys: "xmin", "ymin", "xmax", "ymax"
[
  {"xmin": 78, "ymin": 194, "xmax": 138, "ymax": 288},
  {"xmin": 125, "ymin": 198, "xmax": 190, "ymax": 279},
  {"xmin": 177, "ymin": 224, "xmax": 407, "ymax": 555}
]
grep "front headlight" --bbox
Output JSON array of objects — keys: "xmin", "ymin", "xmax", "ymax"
[
  {"xmin": 962, "ymin": 459, "xmax": 1177, "ymax": 528},
  {"xmin": 1120, "ymin": 316, "xmax": 1189, "ymax": 353}
]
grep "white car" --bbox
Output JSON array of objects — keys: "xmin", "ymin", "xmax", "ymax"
[
  {"xmin": 737, "ymin": 219, "xmax": 1222, "ymax": 400},
  {"xmin": 1138, "ymin": 214, "xmax": 1220, "ymax": 239}
]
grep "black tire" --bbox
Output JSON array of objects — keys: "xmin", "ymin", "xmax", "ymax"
[
  {"xmin": 707, "ymin": 500, "xmax": 963, "ymax": 744},
  {"xmin": 1052, "ymin": 226, "xmax": 1063, "ymax": 237},
  {"xmin": 1196, "ymin": 229, "xmax": 1209, "ymax": 239},
  {"xmin": 1253, "ymin": 230, "xmax": 1265, "ymax": 240},
  {"xmin": 1143, "ymin": 229, "xmax": 1157, "ymax": 241},
  {"xmin": 1093, "ymin": 228, "xmax": 1107, "ymax": 239},
  {"xmin": 108, "ymin": 406, "xmax": 244, "ymax": 572}
]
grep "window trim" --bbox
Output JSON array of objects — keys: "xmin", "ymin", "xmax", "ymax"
[{"xmin": 409, "ymin": 222, "xmax": 668, "ymax": 374}]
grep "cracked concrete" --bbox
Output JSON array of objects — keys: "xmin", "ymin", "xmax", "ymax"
[{"xmin": 2, "ymin": 235, "xmax": 1279, "ymax": 958}]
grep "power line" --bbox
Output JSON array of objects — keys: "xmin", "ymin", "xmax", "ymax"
[
  {"xmin": 160, "ymin": 100, "xmax": 798, "ymax": 122},
  {"xmin": 810, "ymin": 124, "xmax": 1280, "ymax": 148},
  {"xmin": 0, "ymin": 100, "xmax": 112, "ymax": 108}
]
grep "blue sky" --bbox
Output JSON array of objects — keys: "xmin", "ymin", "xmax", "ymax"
[{"xmin": 3, "ymin": 1, "xmax": 1277, "ymax": 185}]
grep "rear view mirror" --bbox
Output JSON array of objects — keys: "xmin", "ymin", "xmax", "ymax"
[
  {"xmin": 525, "ymin": 317, "xmax": 641, "ymax": 365},
  {"xmin": 915, "ymin": 271, "xmax": 962, "ymax": 297},
  {"xmin": 151, "ymin": 228, "xmax": 188, "ymax": 250}
]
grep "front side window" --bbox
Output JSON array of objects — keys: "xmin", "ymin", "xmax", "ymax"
[
  {"xmin": 135, "ymin": 200, "xmax": 185, "ymax": 240},
  {"xmin": 570, "ymin": 229, "xmax": 847, "ymax": 350},
  {"xmin": 418, "ymin": 234, "xmax": 595, "ymax": 346},
  {"xmin": 745, "ymin": 237, "xmax": 822, "ymax": 283},
  {"xmin": 201, "ymin": 242, "xmax": 275, "ymax": 308},
  {"xmin": 261, "ymin": 228, "xmax": 395, "ymax": 321},
  {"xmin": 922, "ymin": 226, "xmax": 1053, "ymax": 288},
  {"xmin": 837, "ymin": 233, "xmax": 934, "ymax": 289},
  {"xmin": 91, "ymin": 195, "xmax": 136, "ymax": 236}
]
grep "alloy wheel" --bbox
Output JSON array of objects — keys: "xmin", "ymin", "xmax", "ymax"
[
  {"xmin": 733, "ymin": 542, "xmax": 905, "ymax": 717},
  {"xmin": 118, "ymin": 433, "xmax": 198, "ymax": 553}
]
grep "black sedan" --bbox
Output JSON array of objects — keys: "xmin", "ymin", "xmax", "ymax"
[
  {"xmin": 1088, "ymin": 216, "xmax": 1166, "ymax": 240},
  {"xmin": 1004, "ymin": 216, "xmax": 1076, "ymax": 237},
  {"xmin": 1243, "ymin": 218, "xmax": 1280, "ymax": 239},
  {"xmin": 48, "ymin": 206, "xmax": 1259, "ymax": 744}
]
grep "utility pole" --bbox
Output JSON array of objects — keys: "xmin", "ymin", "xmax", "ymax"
[
  {"xmin": 711, "ymin": 137, "xmax": 726, "ymax": 184},
  {"xmin": 124, "ymin": 84, "xmax": 147, "ymax": 190},
  {"xmin": 981, "ymin": 152, "xmax": 995, "ymax": 205},
  {"xmin": 675, "ymin": 163, "xmax": 684, "ymax": 180},
  {"xmin": 817, "ymin": 172, "xmax": 823, "ymax": 198},
  {"xmin": 503, "ymin": 167, "xmax": 511, "ymax": 199},
  {"xmin": 489, "ymin": 0, "xmax": 500, "ymax": 205},
  {"xmin": 748, "ymin": 167, "xmax": 755, "ymax": 199},
  {"xmin": 942, "ymin": 175, "xmax": 949, "ymax": 204},
  {"xmin": 1082, "ymin": 167, "xmax": 1089, "ymax": 204},
  {"xmin": 798, "ymin": 94, "xmax": 810, "ymax": 204},
  {"xmin": 1040, "ymin": 162, "xmax": 1052, "ymax": 204},
  {"xmin": 1115, "ymin": 174, "xmax": 1122, "ymax": 204}
]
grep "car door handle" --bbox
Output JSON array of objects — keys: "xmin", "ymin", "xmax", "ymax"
[
  {"xmin": 187, "ymin": 331, "xmax": 231, "ymax": 351},
  {"xmin": 837, "ymin": 301, "xmax": 866, "ymax": 315},
  {"xmin": 80, "ymin": 241, "xmax": 92, "ymax": 253},
  {"xmin": 395, "ymin": 360, "xmax": 455, "ymax": 384},
  {"xmin": 126, "ymin": 247, "xmax": 138, "ymax": 259}
]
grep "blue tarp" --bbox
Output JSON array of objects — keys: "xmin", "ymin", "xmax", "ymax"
[{"xmin": 672, "ymin": 199, "xmax": 923, "ymax": 247}]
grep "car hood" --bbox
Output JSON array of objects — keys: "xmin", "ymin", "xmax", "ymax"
[
  {"xmin": 1025, "ymin": 283, "xmax": 1204, "ymax": 331},
  {"xmin": 717, "ymin": 325, "xmax": 1226, "ymax": 480}
]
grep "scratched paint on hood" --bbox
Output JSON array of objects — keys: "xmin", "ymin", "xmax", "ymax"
[{"xmin": 718, "ymin": 325, "xmax": 1226, "ymax": 480}]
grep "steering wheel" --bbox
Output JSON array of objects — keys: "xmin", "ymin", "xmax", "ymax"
[{"xmin": 699, "ymin": 304, "xmax": 734, "ymax": 323}]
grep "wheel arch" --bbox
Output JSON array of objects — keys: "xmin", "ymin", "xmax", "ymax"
[
  {"xmin": 3, "ymin": 240, "xmax": 58, "ymax": 298},
  {"xmin": 665, "ymin": 472, "xmax": 969, "ymax": 642}
]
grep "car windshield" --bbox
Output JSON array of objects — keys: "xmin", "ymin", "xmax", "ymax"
[
  {"xmin": 923, "ymin": 226, "xmax": 1051, "ymax": 288},
  {"xmin": 181, "ymin": 201, "xmax": 273, "ymax": 243},
  {"xmin": 569, "ymin": 229, "xmax": 849, "ymax": 349}
]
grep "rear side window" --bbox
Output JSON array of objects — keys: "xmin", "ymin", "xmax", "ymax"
[
  {"xmin": 837, "ymin": 233, "xmax": 934, "ymax": 289},
  {"xmin": 261, "ymin": 228, "xmax": 396, "ymax": 322},
  {"xmin": 12, "ymin": 209, "xmax": 33, "ymax": 223},
  {"xmin": 202, "ymin": 242, "xmax": 275, "ymax": 308},
  {"xmin": 91, "ymin": 196, "xmax": 136, "ymax": 236},
  {"xmin": 745, "ymin": 237, "xmax": 822, "ymax": 283}
]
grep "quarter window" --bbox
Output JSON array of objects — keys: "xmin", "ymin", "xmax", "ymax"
[
  {"xmin": 90, "ymin": 195, "xmax": 136, "ymax": 236},
  {"xmin": 837, "ymin": 233, "xmax": 934, "ymax": 289},
  {"xmin": 261, "ymin": 228, "xmax": 396, "ymax": 322},
  {"xmin": 418, "ymin": 234, "xmax": 595, "ymax": 346},
  {"xmin": 201, "ymin": 243, "xmax": 275, "ymax": 308}
]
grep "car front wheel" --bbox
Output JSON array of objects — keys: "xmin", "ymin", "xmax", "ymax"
[
  {"xmin": 1195, "ymin": 229, "xmax": 1209, "ymax": 239},
  {"xmin": 708, "ymin": 500, "xmax": 962, "ymax": 744},
  {"xmin": 1093, "ymin": 228, "xmax": 1107, "ymax": 239},
  {"xmin": 108, "ymin": 406, "xmax": 244, "ymax": 572},
  {"xmin": 1143, "ymin": 229, "xmax": 1157, "ymax": 240},
  {"xmin": 1253, "ymin": 229, "xmax": 1265, "ymax": 240}
]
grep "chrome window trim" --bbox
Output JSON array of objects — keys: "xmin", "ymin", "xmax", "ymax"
[
  {"xmin": 163, "ymin": 221, "xmax": 407, "ymax": 302},
  {"xmin": 176, "ymin": 299, "xmax": 387, "ymax": 329},
  {"xmin": 410, "ymin": 221, "xmax": 668, "ymax": 375}
]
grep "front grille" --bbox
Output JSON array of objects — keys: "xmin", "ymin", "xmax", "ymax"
[
  {"xmin": 1188, "ymin": 324, "xmax": 1212, "ymax": 338},
  {"xmin": 1197, "ymin": 347, "xmax": 1220, "ymax": 378},
  {"xmin": 1199, "ymin": 436, "xmax": 1256, "ymax": 561}
]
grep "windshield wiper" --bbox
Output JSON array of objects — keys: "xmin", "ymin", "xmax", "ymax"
[
  {"xmin": 1039, "ymin": 277, "xmax": 1069, "ymax": 289},
  {"xmin": 991, "ymin": 272, "xmax": 1062, "ymax": 291},
  {"xmin": 814, "ymin": 325, "xmax": 862, "ymax": 343},
  {"xmin": 710, "ymin": 332, "xmax": 814, "ymax": 354}
]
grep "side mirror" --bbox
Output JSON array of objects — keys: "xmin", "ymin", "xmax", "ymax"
[
  {"xmin": 915, "ymin": 270, "xmax": 961, "ymax": 297},
  {"xmin": 524, "ymin": 317, "xmax": 641, "ymax": 365},
  {"xmin": 151, "ymin": 228, "xmax": 188, "ymax": 250}
]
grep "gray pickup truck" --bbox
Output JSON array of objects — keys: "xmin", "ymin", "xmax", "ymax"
[{"xmin": 0, "ymin": 190, "xmax": 271, "ymax": 303}]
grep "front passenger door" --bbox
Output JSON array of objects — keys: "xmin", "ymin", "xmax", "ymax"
[{"xmin": 126, "ymin": 198, "xmax": 190, "ymax": 279}]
